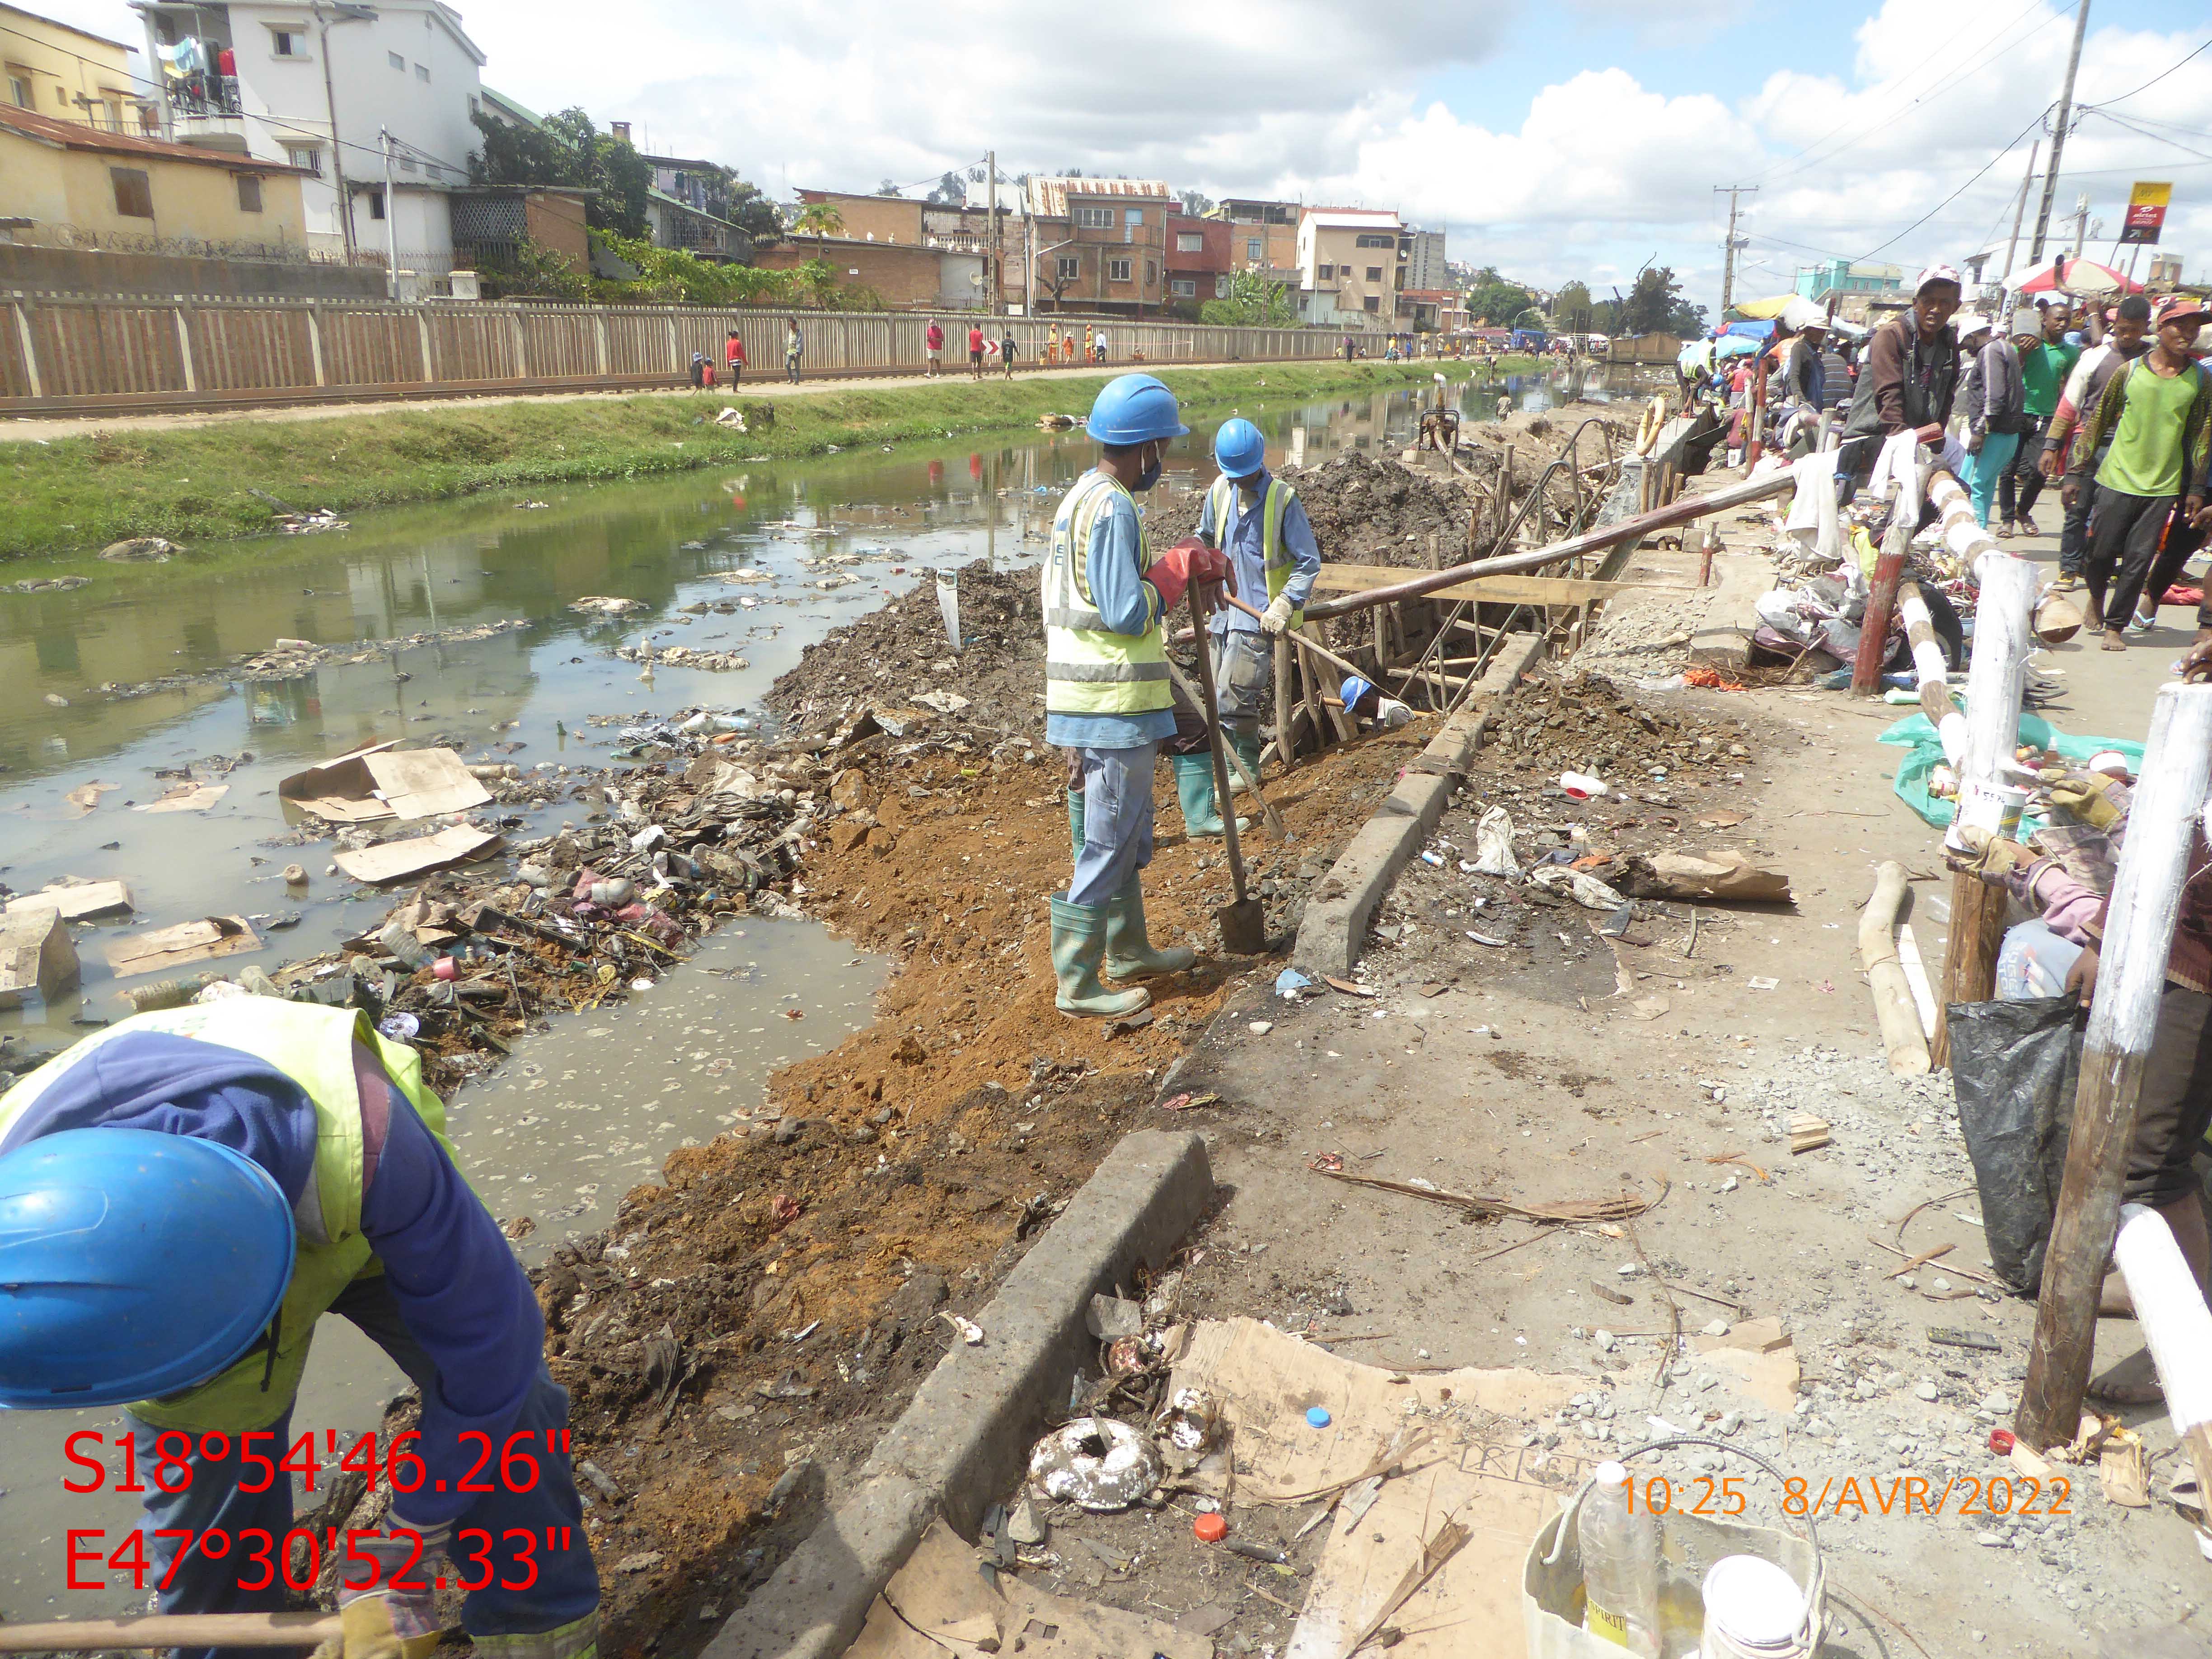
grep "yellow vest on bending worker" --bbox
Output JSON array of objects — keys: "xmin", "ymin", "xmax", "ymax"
[
  {"xmin": 1042, "ymin": 469, "xmax": 1173, "ymax": 717},
  {"xmin": 0, "ymin": 1000, "xmax": 451, "ymax": 1432},
  {"xmin": 1202, "ymin": 473, "xmax": 1304, "ymax": 630}
]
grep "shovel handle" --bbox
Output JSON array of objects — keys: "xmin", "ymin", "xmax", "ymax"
[
  {"xmin": 0, "ymin": 1613, "xmax": 345, "ymax": 1651},
  {"xmin": 1185, "ymin": 584, "xmax": 1251, "ymax": 905}
]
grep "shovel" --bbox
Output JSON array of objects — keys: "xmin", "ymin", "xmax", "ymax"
[{"xmin": 1186, "ymin": 582, "xmax": 1267, "ymax": 956}]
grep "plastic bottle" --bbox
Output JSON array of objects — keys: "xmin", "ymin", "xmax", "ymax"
[{"xmin": 1578, "ymin": 1461, "xmax": 1660, "ymax": 1656}]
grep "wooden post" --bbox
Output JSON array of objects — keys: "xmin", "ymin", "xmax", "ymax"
[
  {"xmin": 304, "ymin": 304, "xmax": 326, "ymax": 388},
  {"xmin": 1860, "ymin": 861, "xmax": 1931, "ymax": 1076},
  {"xmin": 1746, "ymin": 351, "xmax": 1768, "ymax": 464},
  {"xmin": 11, "ymin": 300, "xmax": 44, "ymax": 400},
  {"xmin": 2018, "ymin": 684, "xmax": 2212, "ymax": 1451},
  {"xmin": 1273, "ymin": 635, "xmax": 1295, "ymax": 766},
  {"xmin": 1851, "ymin": 519, "xmax": 1909, "ymax": 694},
  {"xmin": 594, "ymin": 311, "xmax": 611, "ymax": 378},
  {"xmin": 172, "ymin": 300, "xmax": 197, "ymax": 394},
  {"xmin": 417, "ymin": 305, "xmax": 435, "ymax": 382}
]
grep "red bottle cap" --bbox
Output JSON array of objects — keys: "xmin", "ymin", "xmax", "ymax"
[
  {"xmin": 1193, "ymin": 1513, "xmax": 1228, "ymax": 1543},
  {"xmin": 1988, "ymin": 1428, "xmax": 2015, "ymax": 1455}
]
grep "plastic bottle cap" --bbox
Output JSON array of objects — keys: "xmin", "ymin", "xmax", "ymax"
[
  {"xmin": 1988, "ymin": 1428, "xmax": 2015, "ymax": 1455},
  {"xmin": 1194, "ymin": 1513, "xmax": 1228, "ymax": 1543},
  {"xmin": 1592, "ymin": 1460, "xmax": 1629, "ymax": 1488},
  {"xmin": 1306, "ymin": 1406, "xmax": 1332, "ymax": 1428}
]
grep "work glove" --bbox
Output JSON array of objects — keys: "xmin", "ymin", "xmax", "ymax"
[
  {"xmin": 2046, "ymin": 773, "xmax": 2124, "ymax": 833},
  {"xmin": 1261, "ymin": 595, "xmax": 1294, "ymax": 636},
  {"xmin": 1145, "ymin": 539, "xmax": 1230, "ymax": 615},
  {"xmin": 1948, "ymin": 825, "xmax": 2035, "ymax": 885},
  {"xmin": 316, "ymin": 1526, "xmax": 446, "ymax": 1659}
]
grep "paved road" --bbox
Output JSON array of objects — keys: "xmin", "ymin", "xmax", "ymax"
[{"xmin": 2004, "ymin": 509, "xmax": 2192, "ymax": 747}]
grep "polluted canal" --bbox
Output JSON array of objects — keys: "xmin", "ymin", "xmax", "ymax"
[{"xmin": 0, "ymin": 364, "xmax": 1636, "ymax": 1617}]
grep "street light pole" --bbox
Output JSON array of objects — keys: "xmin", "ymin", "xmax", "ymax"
[
  {"xmin": 2027, "ymin": 0, "xmax": 2091, "ymax": 262},
  {"xmin": 311, "ymin": 0, "xmax": 355, "ymax": 260}
]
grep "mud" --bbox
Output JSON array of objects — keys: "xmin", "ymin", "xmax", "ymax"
[{"xmin": 1147, "ymin": 450, "xmax": 1481, "ymax": 571}]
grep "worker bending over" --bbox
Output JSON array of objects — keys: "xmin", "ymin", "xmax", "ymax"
[
  {"xmin": 0, "ymin": 1001, "xmax": 598, "ymax": 1659},
  {"xmin": 1175, "ymin": 417, "xmax": 1322, "ymax": 837},
  {"xmin": 1044, "ymin": 374, "xmax": 1228, "ymax": 1018}
]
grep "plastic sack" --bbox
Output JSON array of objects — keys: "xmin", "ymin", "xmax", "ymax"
[
  {"xmin": 1946, "ymin": 994, "xmax": 2083, "ymax": 1293},
  {"xmin": 1995, "ymin": 919, "xmax": 2084, "ymax": 1001}
]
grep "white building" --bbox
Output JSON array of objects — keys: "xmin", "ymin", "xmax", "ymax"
[
  {"xmin": 132, "ymin": 0, "xmax": 485, "ymax": 268},
  {"xmin": 1402, "ymin": 227, "xmax": 1446, "ymax": 294},
  {"xmin": 1296, "ymin": 207, "xmax": 1401, "ymax": 328}
]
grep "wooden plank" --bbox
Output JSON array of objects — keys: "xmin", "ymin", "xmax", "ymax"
[{"xmin": 1309, "ymin": 564, "xmax": 1694, "ymax": 606}]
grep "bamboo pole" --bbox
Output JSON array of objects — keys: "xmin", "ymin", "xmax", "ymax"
[
  {"xmin": 1860, "ymin": 860, "xmax": 1931, "ymax": 1075},
  {"xmin": 0, "ymin": 1614, "xmax": 343, "ymax": 1651},
  {"xmin": 2019, "ymin": 684, "xmax": 2212, "ymax": 1451},
  {"xmin": 1302, "ymin": 469, "xmax": 1796, "ymax": 621}
]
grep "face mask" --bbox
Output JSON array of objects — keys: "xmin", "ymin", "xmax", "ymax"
[{"xmin": 1134, "ymin": 444, "xmax": 1163, "ymax": 492}]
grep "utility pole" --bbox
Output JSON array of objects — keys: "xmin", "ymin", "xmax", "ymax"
[
  {"xmin": 987, "ymin": 149, "xmax": 999, "ymax": 315},
  {"xmin": 2001, "ymin": 141, "xmax": 2039, "ymax": 282},
  {"xmin": 1714, "ymin": 184, "xmax": 1756, "ymax": 316},
  {"xmin": 380, "ymin": 127, "xmax": 398, "ymax": 298},
  {"xmin": 312, "ymin": 0, "xmax": 356, "ymax": 260},
  {"xmin": 2028, "ymin": 0, "xmax": 2091, "ymax": 262},
  {"xmin": 2072, "ymin": 195, "xmax": 2090, "ymax": 257}
]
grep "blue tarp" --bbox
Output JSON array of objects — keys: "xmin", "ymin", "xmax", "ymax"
[
  {"xmin": 1720, "ymin": 319, "xmax": 1776, "ymax": 340},
  {"xmin": 1877, "ymin": 711, "xmax": 2146, "ymax": 829}
]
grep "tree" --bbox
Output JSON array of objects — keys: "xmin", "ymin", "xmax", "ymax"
[
  {"xmin": 1461, "ymin": 265, "xmax": 1533, "ymax": 329},
  {"xmin": 927, "ymin": 170, "xmax": 965, "ymax": 205},
  {"xmin": 1179, "ymin": 188, "xmax": 1215, "ymax": 217},
  {"xmin": 876, "ymin": 179, "xmax": 903, "ymax": 197},
  {"xmin": 1551, "ymin": 280, "xmax": 1594, "ymax": 334},
  {"xmin": 469, "ymin": 107, "xmax": 649, "ymax": 238},
  {"xmin": 1200, "ymin": 269, "xmax": 1296, "ymax": 328},
  {"xmin": 790, "ymin": 200, "xmax": 844, "ymax": 257}
]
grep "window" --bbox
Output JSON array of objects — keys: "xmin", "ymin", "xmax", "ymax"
[
  {"xmin": 1125, "ymin": 206, "xmax": 1145, "ymax": 226},
  {"xmin": 1176, "ymin": 232, "xmax": 1203, "ymax": 253},
  {"xmin": 469, "ymin": 94, "xmax": 480, "ymax": 115},
  {"xmin": 1355, "ymin": 232, "xmax": 1395, "ymax": 248},
  {"xmin": 388, "ymin": 49, "xmax": 404, "ymax": 69},
  {"xmin": 425, "ymin": 163, "xmax": 443, "ymax": 180},
  {"xmin": 6, "ymin": 75, "xmax": 27, "ymax": 109},
  {"xmin": 399, "ymin": 155, "xmax": 416, "ymax": 172},
  {"xmin": 1074, "ymin": 205, "xmax": 1112, "ymax": 229},
  {"xmin": 1171, "ymin": 277, "xmax": 1196, "ymax": 297},
  {"xmin": 365, "ymin": 187, "xmax": 385, "ymax": 220},
  {"xmin": 110, "ymin": 166, "xmax": 153, "ymax": 217},
  {"xmin": 1363, "ymin": 295, "xmax": 1380, "ymax": 313},
  {"xmin": 1246, "ymin": 237, "xmax": 1261, "ymax": 261},
  {"xmin": 286, "ymin": 144, "xmax": 322, "ymax": 175},
  {"xmin": 1108, "ymin": 257, "xmax": 1131, "ymax": 283},
  {"xmin": 1316, "ymin": 263, "xmax": 1332, "ymax": 280},
  {"xmin": 1055, "ymin": 256, "xmax": 1080, "ymax": 280},
  {"xmin": 269, "ymin": 28, "xmax": 297, "ymax": 55},
  {"xmin": 1366, "ymin": 266, "xmax": 1383, "ymax": 282},
  {"xmin": 414, "ymin": 62, "xmax": 428, "ymax": 80},
  {"xmin": 235, "ymin": 174, "xmax": 263, "ymax": 212}
]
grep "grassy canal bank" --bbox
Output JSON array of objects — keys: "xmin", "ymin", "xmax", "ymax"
[{"xmin": 0, "ymin": 358, "xmax": 1526, "ymax": 560}]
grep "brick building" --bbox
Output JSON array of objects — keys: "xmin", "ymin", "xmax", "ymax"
[
  {"xmin": 1024, "ymin": 175, "xmax": 1172, "ymax": 317},
  {"xmin": 1165, "ymin": 213, "xmax": 1229, "ymax": 313},
  {"xmin": 1215, "ymin": 197, "xmax": 1299, "ymax": 273},
  {"xmin": 753, "ymin": 234, "xmax": 984, "ymax": 310}
]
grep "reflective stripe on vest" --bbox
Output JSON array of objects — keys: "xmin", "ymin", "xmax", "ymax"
[
  {"xmin": 1042, "ymin": 471, "xmax": 1172, "ymax": 715},
  {"xmin": 1206, "ymin": 475, "xmax": 1304, "ymax": 629},
  {"xmin": 0, "ymin": 1001, "xmax": 453, "ymax": 1432}
]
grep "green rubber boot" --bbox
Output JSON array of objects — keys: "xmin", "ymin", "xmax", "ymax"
[
  {"xmin": 1172, "ymin": 753, "xmax": 1246, "ymax": 838},
  {"xmin": 1104, "ymin": 876, "xmax": 1196, "ymax": 979},
  {"xmin": 1230, "ymin": 732, "xmax": 1263, "ymax": 795},
  {"xmin": 1049, "ymin": 897, "xmax": 1151, "ymax": 1019},
  {"xmin": 1067, "ymin": 788, "xmax": 1086, "ymax": 855}
]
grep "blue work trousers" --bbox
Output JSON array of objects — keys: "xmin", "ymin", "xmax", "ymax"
[
  {"xmin": 1067, "ymin": 742, "xmax": 1157, "ymax": 908},
  {"xmin": 127, "ymin": 1275, "xmax": 598, "ymax": 1659},
  {"xmin": 1962, "ymin": 433, "xmax": 2020, "ymax": 529}
]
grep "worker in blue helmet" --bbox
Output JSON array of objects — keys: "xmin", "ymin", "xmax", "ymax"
[
  {"xmin": 0, "ymin": 1002, "xmax": 598, "ymax": 1659},
  {"xmin": 1045, "ymin": 373, "xmax": 1228, "ymax": 1017},
  {"xmin": 1170, "ymin": 416, "xmax": 1322, "ymax": 838}
]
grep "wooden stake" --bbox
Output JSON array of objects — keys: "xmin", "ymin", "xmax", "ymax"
[
  {"xmin": 1273, "ymin": 633, "xmax": 1295, "ymax": 766},
  {"xmin": 1859, "ymin": 860, "xmax": 1931, "ymax": 1075},
  {"xmin": 2018, "ymin": 684, "xmax": 2212, "ymax": 1451},
  {"xmin": 1851, "ymin": 520, "xmax": 1910, "ymax": 695},
  {"xmin": 0, "ymin": 1614, "xmax": 343, "ymax": 1652}
]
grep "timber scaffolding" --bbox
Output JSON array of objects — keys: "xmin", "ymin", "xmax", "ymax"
[{"xmin": 1249, "ymin": 397, "xmax": 1792, "ymax": 771}]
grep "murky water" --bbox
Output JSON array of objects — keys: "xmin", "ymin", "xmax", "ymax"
[{"xmin": 0, "ymin": 361, "xmax": 1650, "ymax": 1607}]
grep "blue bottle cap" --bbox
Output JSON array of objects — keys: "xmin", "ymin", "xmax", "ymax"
[{"xmin": 1306, "ymin": 1406, "xmax": 1332, "ymax": 1428}]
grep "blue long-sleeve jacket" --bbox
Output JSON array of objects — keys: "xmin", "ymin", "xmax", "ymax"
[
  {"xmin": 1044, "ymin": 479, "xmax": 1176, "ymax": 749},
  {"xmin": 1198, "ymin": 468, "xmax": 1322, "ymax": 636},
  {"xmin": 2, "ymin": 1031, "xmax": 540, "ymax": 1531}
]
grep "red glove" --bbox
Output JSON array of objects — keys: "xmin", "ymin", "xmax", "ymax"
[{"xmin": 1146, "ymin": 538, "xmax": 1230, "ymax": 614}]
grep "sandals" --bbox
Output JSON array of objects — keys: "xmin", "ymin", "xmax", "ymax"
[{"xmin": 1996, "ymin": 520, "xmax": 2017, "ymax": 540}]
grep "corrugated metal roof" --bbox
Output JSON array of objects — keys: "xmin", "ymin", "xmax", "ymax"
[
  {"xmin": 1303, "ymin": 208, "xmax": 1401, "ymax": 230},
  {"xmin": 1025, "ymin": 175, "xmax": 1172, "ymax": 219},
  {"xmin": 0, "ymin": 102, "xmax": 309, "ymax": 171}
]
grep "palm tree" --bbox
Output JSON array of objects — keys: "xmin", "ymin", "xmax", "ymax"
[{"xmin": 791, "ymin": 202, "xmax": 844, "ymax": 259}]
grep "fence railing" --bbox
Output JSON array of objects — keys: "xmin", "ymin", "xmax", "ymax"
[{"xmin": 0, "ymin": 294, "xmax": 1357, "ymax": 412}]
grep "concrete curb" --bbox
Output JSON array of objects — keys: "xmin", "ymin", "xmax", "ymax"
[
  {"xmin": 1292, "ymin": 633, "xmax": 1547, "ymax": 979},
  {"xmin": 705, "ymin": 1129, "xmax": 1214, "ymax": 1659},
  {"xmin": 1686, "ymin": 546, "xmax": 1778, "ymax": 671}
]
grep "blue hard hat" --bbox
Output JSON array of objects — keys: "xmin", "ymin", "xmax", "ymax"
[
  {"xmin": 1087, "ymin": 374, "xmax": 1188, "ymax": 446},
  {"xmin": 1213, "ymin": 418, "xmax": 1265, "ymax": 477},
  {"xmin": 0, "ymin": 1128, "xmax": 295, "ymax": 1409},
  {"xmin": 1340, "ymin": 675, "xmax": 1374, "ymax": 708}
]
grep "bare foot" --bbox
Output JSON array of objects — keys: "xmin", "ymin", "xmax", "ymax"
[
  {"xmin": 2088, "ymin": 1346, "xmax": 2163, "ymax": 1406},
  {"xmin": 2102, "ymin": 632, "xmax": 2128, "ymax": 651}
]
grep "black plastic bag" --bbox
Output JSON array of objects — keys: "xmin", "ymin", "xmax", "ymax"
[{"xmin": 1946, "ymin": 995, "xmax": 2084, "ymax": 1293}]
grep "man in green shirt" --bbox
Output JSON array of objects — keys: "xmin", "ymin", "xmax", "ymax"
[
  {"xmin": 2001, "ymin": 303, "xmax": 2080, "ymax": 537},
  {"xmin": 2063, "ymin": 294, "xmax": 2211, "ymax": 649}
]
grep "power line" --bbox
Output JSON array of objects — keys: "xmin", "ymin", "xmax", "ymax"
[
  {"xmin": 1858, "ymin": 108, "xmax": 2049, "ymax": 260},
  {"xmin": 2086, "ymin": 106, "xmax": 2212, "ymax": 164},
  {"xmin": 2076, "ymin": 35, "xmax": 2212, "ymax": 111}
]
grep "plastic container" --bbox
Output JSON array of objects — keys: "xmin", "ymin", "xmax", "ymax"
[
  {"xmin": 1561, "ymin": 771, "xmax": 1610, "ymax": 800},
  {"xmin": 1698, "ymin": 1554, "xmax": 1808, "ymax": 1657},
  {"xmin": 1577, "ymin": 1461, "xmax": 1660, "ymax": 1655}
]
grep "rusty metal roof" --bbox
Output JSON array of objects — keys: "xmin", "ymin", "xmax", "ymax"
[{"xmin": 1025, "ymin": 176, "xmax": 1173, "ymax": 219}]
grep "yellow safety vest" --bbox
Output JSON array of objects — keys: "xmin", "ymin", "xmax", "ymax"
[
  {"xmin": 1043, "ymin": 470, "xmax": 1172, "ymax": 717},
  {"xmin": 0, "ymin": 1001, "xmax": 453, "ymax": 1432},
  {"xmin": 1204, "ymin": 474, "xmax": 1304, "ymax": 629}
]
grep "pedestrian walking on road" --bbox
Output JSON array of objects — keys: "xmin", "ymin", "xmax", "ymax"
[
  {"xmin": 968, "ymin": 321, "xmax": 986, "ymax": 380},
  {"xmin": 1959, "ymin": 313, "xmax": 2027, "ymax": 530},
  {"xmin": 1001, "ymin": 323, "xmax": 1017, "ymax": 380},
  {"xmin": 2001, "ymin": 304, "xmax": 2077, "ymax": 536},
  {"xmin": 925, "ymin": 317, "xmax": 945, "ymax": 377},
  {"xmin": 725, "ymin": 327, "xmax": 747, "ymax": 384},
  {"xmin": 2064, "ymin": 294, "xmax": 2212, "ymax": 648},
  {"xmin": 1095, "ymin": 327, "xmax": 1111, "ymax": 363},
  {"xmin": 784, "ymin": 317, "xmax": 803, "ymax": 383},
  {"xmin": 2045, "ymin": 294, "xmax": 2153, "ymax": 588},
  {"xmin": 1043, "ymin": 374, "xmax": 1226, "ymax": 1019},
  {"xmin": 1084, "ymin": 322, "xmax": 1096, "ymax": 364}
]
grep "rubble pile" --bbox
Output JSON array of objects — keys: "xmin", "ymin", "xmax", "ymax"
[
  {"xmin": 1148, "ymin": 450, "xmax": 1478, "ymax": 569},
  {"xmin": 1481, "ymin": 670, "xmax": 1758, "ymax": 783},
  {"xmin": 92, "ymin": 618, "xmax": 535, "ymax": 701}
]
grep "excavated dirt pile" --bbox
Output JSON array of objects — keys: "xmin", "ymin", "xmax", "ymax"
[
  {"xmin": 1148, "ymin": 450, "xmax": 1478, "ymax": 570},
  {"xmin": 1481, "ymin": 670, "xmax": 1758, "ymax": 782},
  {"xmin": 767, "ymin": 559, "xmax": 1045, "ymax": 738}
]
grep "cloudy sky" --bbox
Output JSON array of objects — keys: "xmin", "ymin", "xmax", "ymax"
[{"xmin": 44, "ymin": 0, "xmax": 2212, "ymax": 314}]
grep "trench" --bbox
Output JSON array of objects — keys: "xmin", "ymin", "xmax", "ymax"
[{"xmin": 0, "ymin": 359, "xmax": 1642, "ymax": 1612}]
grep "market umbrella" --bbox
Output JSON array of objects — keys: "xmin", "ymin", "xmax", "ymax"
[{"xmin": 2012, "ymin": 256, "xmax": 2142, "ymax": 296}]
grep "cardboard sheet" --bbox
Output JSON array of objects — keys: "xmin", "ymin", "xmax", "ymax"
[
  {"xmin": 0, "ymin": 908, "xmax": 80, "ymax": 1008},
  {"xmin": 105, "ymin": 915, "xmax": 259, "ymax": 979},
  {"xmin": 847, "ymin": 1520, "xmax": 1208, "ymax": 1659},
  {"xmin": 333, "ymin": 825, "xmax": 503, "ymax": 885},
  {"xmin": 6, "ymin": 880, "xmax": 133, "ymax": 921},
  {"xmin": 281, "ymin": 742, "xmax": 491, "ymax": 824},
  {"xmin": 134, "ymin": 781, "xmax": 229, "ymax": 813}
]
